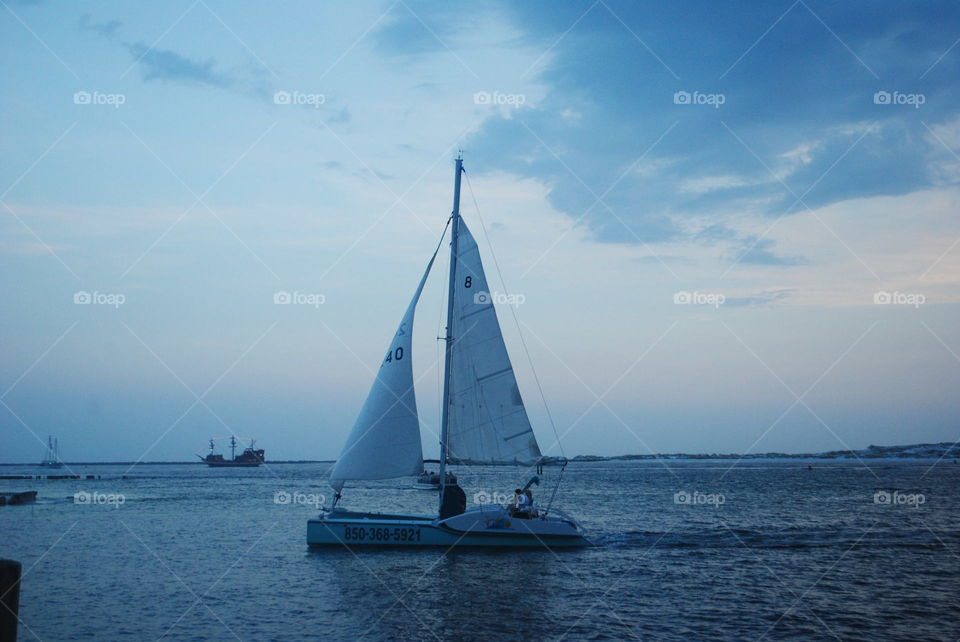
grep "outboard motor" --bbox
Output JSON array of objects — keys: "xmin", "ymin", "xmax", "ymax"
[{"xmin": 439, "ymin": 485, "xmax": 466, "ymax": 519}]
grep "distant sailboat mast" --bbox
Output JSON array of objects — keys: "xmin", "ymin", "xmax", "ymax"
[
  {"xmin": 41, "ymin": 435, "xmax": 63, "ymax": 468},
  {"xmin": 437, "ymin": 155, "xmax": 464, "ymax": 510}
]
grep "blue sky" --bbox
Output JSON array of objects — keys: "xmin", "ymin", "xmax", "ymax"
[{"xmin": 1, "ymin": 0, "xmax": 958, "ymax": 462}]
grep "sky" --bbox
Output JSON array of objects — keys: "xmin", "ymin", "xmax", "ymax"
[{"xmin": 1, "ymin": 0, "xmax": 958, "ymax": 463}]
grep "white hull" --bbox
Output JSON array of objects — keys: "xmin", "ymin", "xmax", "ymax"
[{"xmin": 307, "ymin": 506, "xmax": 589, "ymax": 548}]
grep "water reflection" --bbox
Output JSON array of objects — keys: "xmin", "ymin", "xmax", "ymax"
[{"xmin": 315, "ymin": 547, "xmax": 563, "ymax": 640}]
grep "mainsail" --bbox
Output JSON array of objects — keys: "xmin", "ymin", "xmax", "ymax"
[
  {"xmin": 328, "ymin": 255, "xmax": 437, "ymax": 490},
  {"xmin": 445, "ymin": 221, "xmax": 542, "ymax": 465}
]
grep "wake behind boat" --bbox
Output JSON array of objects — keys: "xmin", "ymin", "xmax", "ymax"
[{"xmin": 308, "ymin": 156, "xmax": 589, "ymax": 548}]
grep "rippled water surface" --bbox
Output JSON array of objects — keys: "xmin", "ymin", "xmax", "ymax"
[{"xmin": 1, "ymin": 459, "xmax": 958, "ymax": 641}]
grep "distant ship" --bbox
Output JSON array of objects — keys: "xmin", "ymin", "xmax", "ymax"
[
  {"xmin": 198, "ymin": 436, "xmax": 265, "ymax": 467},
  {"xmin": 39, "ymin": 436, "xmax": 63, "ymax": 468}
]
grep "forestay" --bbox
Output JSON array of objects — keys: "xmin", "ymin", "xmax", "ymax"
[
  {"xmin": 445, "ymin": 221, "xmax": 542, "ymax": 465},
  {"xmin": 328, "ymin": 255, "xmax": 436, "ymax": 490}
]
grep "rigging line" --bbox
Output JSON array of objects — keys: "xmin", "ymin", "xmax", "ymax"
[
  {"xmin": 462, "ymin": 170, "xmax": 566, "ymax": 461},
  {"xmin": 432, "ymin": 214, "xmax": 453, "ymax": 263},
  {"xmin": 544, "ymin": 459, "xmax": 566, "ymax": 516}
]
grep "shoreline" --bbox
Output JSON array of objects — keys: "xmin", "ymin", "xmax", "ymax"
[{"xmin": 1, "ymin": 450, "xmax": 957, "ymax": 467}]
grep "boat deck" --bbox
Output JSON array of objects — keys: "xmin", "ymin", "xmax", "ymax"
[{"xmin": 322, "ymin": 510, "xmax": 435, "ymax": 522}]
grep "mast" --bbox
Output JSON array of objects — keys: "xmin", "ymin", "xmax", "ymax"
[{"xmin": 438, "ymin": 154, "xmax": 464, "ymax": 512}]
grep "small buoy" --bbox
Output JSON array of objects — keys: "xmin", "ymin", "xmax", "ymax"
[{"xmin": 807, "ymin": 465, "xmax": 813, "ymax": 471}]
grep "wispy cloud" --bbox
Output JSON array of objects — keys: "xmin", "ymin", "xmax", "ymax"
[
  {"xmin": 724, "ymin": 289, "xmax": 796, "ymax": 307},
  {"xmin": 454, "ymin": 0, "xmax": 960, "ymax": 251},
  {"xmin": 735, "ymin": 237, "xmax": 807, "ymax": 266},
  {"xmin": 373, "ymin": 1, "xmax": 464, "ymax": 56},
  {"xmin": 78, "ymin": 13, "xmax": 122, "ymax": 39},
  {"xmin": 76, "ymin": 15, "xmax": 271, "ymax": 98},
  {"xmin": 125, "ymin": 42, "xmax": 233, "ymax": 88}
]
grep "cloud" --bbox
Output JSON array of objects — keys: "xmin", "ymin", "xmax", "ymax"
[
  {"xmin": 692, "ymin": 222, "xmax": 807, "ymax": 267},
  {"xmin": 450, "ymin": 0, "xmax": 960, "ymax": 251},
  {"xmin": 121, "ymin": 43, "xmax": 274, "ymax": 99},
  {"xmin": 78, "ymin": 14, "xmax": 122, "ymax": 39},
  {"xmin": 724, "ymin": 289, "xmax": 796, "ymax": 307},
  {"xmin": 373, "ymin": 1, "xmax": 464, "ymax": 56},
  {"xmin": 78, "ymin": 12, "xmax": 271, "ymax": 98},
  {"xmin": 125, "ymin": 42, "xmax": 234, "ymax": 88},
  {"xmin": 734, "ymin": 237, "xmax": 807, "ymax": 266},
  {"xmin": 78, "ymin": 15, "xmax": 230, "ymax": 88}
]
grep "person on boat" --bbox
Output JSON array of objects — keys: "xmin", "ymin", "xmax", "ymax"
[
  {"xmin": 509, "ymin": 489, "xmax": 521, "ymax": 516},
  {"xmin": 513, "ymin": 488, "xmax": 531, "ymax": 518},
  {"xmin": 524, "ymin": 489, "xmax": 536, "ymax": 518}
]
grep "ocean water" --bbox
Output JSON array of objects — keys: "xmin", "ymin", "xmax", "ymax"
[{"xmin": 1, "ymin": 459, "xmax": 957, "ymax": 641}]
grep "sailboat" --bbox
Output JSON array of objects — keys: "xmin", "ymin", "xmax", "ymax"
[
  {"xmin": 308, "ymin": 156, "xmax": 589, "ymax": 548},
  {"xmin": 39, "ymin": 436, "xmax": 63, "ymax": 468}
]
